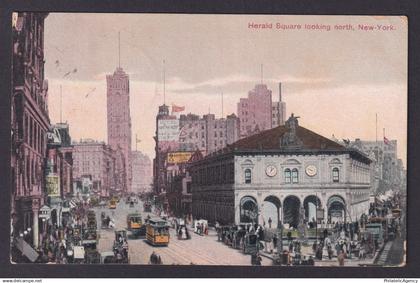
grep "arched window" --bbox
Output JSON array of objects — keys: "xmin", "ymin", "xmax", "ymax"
[
  {"xmin": 244, "ymin": 169, "xmax": 252, "ymax": 184},
  {"xmin": 332, "ymin": 167, "xmax": 339, "ymax": 182},
  {"xmin": 292, "ymin": 168, "xmax": 299, "ymax": 183},
  {"xmin": 284, "ymin": 169, "xmax": 291, "ymax": 183}
]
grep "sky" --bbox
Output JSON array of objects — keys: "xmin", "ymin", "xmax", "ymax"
[{"xmin": 43, "ymin": 14, "xmax": 407, "ymax": 165}]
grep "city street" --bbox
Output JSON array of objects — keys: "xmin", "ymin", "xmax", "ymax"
[{"xmin": 94, "ymin": 201, "xmax": 271, "ymax": 265}]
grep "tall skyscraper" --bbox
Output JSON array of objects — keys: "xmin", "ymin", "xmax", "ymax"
[
  {"xmin": 237, "ymin": 84, "xmax": 272, "ymax": 138},
  {"xmin": 107, "ymin": 67, "xmax": 132, "ymax": 193}
]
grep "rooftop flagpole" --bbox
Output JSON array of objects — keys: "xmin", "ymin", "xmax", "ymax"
[
  {"xmin": 118, "ymin": 31, "xmax": 121, "ymax": 68},
  {"xmin": 163, "ymin": 59, "xmax": 166, "ymax": 105}
]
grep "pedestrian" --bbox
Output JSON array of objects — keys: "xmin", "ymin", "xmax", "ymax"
[
  {"xmin": 337, "ymin": 250, "xmax": 347, "ymax": 266},
  {"xmin": 256, "ymin": 254, "xmax": 262, "ymax": 266},
  {"xmin": 272, "ymin": 234, "xmax": 278, "ymax": 253},
  {"xmin": 289, "ymin": 241, "xmax": 293, "ymax": 253},
  {"xmin": 149, "ymin": 251, "xmax": 157, "ymax": 264},
  {"xmin": 268, "ymin": 217, "xmax": 272, "ymax": 229}
]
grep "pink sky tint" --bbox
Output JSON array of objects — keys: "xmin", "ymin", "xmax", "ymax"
[{"xmin": 44, "ymin": 14, "xmax": 407, "ymax": 165}]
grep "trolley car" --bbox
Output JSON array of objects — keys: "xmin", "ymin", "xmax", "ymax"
[
  {"xmin": 127, "ymin": 213, "xmax": 146, "ymax": 237},
  {"xmin": 109, "ymin": 199, "xmax": 117, "ymax": 209},
  {"xmin": 146, "ymin": 217, "xmax": 170, "ymax": 246}
]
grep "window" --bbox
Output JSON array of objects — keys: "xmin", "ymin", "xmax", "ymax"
[
  {"xmin": 245, "ymin": 169, "xmax": 252, "ymax": 184},
  {"xmin": 284, "ymin": 169, "xmax": 291, "ymax": 183},
  {"xmin": 332, "ymin": 167, "xmax": 339, "ymax": 182},
  {"xmin": 292, "ymin": 169, "xmax": 299, "ymax": 183}
]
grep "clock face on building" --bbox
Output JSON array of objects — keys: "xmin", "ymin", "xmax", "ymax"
[
  {"xmin": 265, "ymin": 165, "xmax": 277, "ymax": 177},
  {"xmin": 305, "ymin": 165, "xmax": 317, "ymax": 177}
]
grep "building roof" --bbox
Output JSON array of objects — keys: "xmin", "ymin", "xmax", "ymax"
[
  {"xmin": 191, "ymin": 115, "xmax": 371, "ymax": 166},
  {"xmin": 228, "ymin": 125, "xmax": 345, "ymax": 151}
]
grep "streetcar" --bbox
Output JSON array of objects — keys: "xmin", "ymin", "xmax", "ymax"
[
  {"xmin": 146, "ymin": 217, "xmax": 170, "ymax": 246},
  {"xmin": 127, "ymin": 213, "xmax": 146, "ymax": 237},
  {"xmin": 109, "ymin": 199, "xmax": 117, "ymax": 209}
]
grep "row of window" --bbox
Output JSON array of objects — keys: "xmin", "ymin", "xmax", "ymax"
[
  {"xmin": 244, "ymin": 167, "xmax": 340, "ymax": 184},
  {"xmin": 191, "ymin": 163, "xmax": 235, "ymax": 186},
  {"xmin": 24, "ymin": 112, "xmax": 46, "ymax": 155}
]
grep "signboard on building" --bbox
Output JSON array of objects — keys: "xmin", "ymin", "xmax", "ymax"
[
  {"xmin": 158, "ymin": 119, "xmax": 179, "ymax": 142},
  {"xmin": 46, "ymin": 175, "xmax": 60, "ymax": 197},
  {"xmin": 167, "ymin": 151, "xmax": 193, "ymax": 164},
  {"xmin": 39, "ymin": 205, "xmax": 52, "ymax": 219}
]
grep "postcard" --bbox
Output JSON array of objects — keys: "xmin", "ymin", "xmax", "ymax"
[{"xmin": 10, "ymin": 13, "xmax": 407, "ymax": 267}]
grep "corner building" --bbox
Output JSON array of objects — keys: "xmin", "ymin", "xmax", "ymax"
[
  {"xmin": 190, "ymin": 115, "xmax": 372, "ymax": 227},
  {"xmin": 11, "ymin": 12, "xmax": 50, "ymax": 250}
]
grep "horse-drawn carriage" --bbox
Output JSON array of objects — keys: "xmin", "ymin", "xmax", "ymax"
[
  {"xmin": 175, "ymin": 219, "xmax": 190, "ymax": 240},
  {"xmin": 144, "ymin": 202, "xmax": 152, "ymax": 213},
  {"xmin": 193, "ymin": 219, "xmax": 208, "ymax": 236},
  {"xmin": 113, "ymin": 230, "xmax": 129, "ymax": 263},
  {"xmin": 242, "ymin": 232, "xmax": 259, "ymax": 255}
]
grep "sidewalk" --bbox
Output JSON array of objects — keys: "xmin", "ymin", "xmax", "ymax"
[{"xmin": 258, "ymin": 244, "xmax": 377, "ymax": 267}]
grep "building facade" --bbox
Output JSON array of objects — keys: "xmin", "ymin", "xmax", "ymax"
[
  {"xmin": 153, "ymin": 104, "xmax": 178, "ymax": 195},
  {"xmin": 131, "ymin": 151, "xmax": 152, "ymax": 194},
  {"xmin": 347, "ymin": 139, "xmax": 405, "ymax": 194},
  {"xmin": 179, "ymin": 113, "xmax": 240, "ymax": 155},
  {"xmin": 11, "ymin": 12, "xmax": 50, "ymax": 250},
  {"xmin": 190, "ymin": 115, "xmax": 372, "ymax": 227},
  {"xmin": 238, "ymin": 84, "xmax": 272, "ymax": 138},
  {"xmin": 72, "ymin": 139, "xmax": 115, "ymax": 198},
  {"xmin": 107, "ymin": 67, "xmax": 132, "ymax": 193}
]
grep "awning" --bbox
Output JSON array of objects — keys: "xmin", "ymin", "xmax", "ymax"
[{"xmin": 15, "ymin": 238, "xmax": 39, "ymax": 262}]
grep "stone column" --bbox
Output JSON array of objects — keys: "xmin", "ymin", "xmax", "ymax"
[{"xmin": 33, "ymin": 210, "xmax": 39, "ymax": 249}]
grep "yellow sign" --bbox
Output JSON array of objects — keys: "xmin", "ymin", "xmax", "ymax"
[
  {"xmin": 46, "ymin": 175, "xmax": 60, "ymax": 197},
  {"xmin": 167, "ymin": 152, "xmax": 193, "ymax": 164}
]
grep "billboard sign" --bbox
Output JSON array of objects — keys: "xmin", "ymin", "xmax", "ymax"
[
  {"xmin": 158, "ymin": 119, "xmax": 179, "ymax": 142},
  {"xmin": 167, "ymin": 151, "xmax": 193, "ymax": 164},
  {"xmin": 46, "ymin": 175, "xmax": 60, "ymax": 197}
]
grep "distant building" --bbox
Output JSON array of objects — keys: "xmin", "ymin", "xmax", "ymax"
[
  {"xmin": 238, "ymin": 84, "xmax": 272, "ymax": 138},
  {"xmin": 346, "ymin": 138, "xmax": 405, "ymax": 194},
  {"xmin": 72, "ymin": 139, "xmax": 115, "ymax": 198},
  {"xmin": 190, "ymin": 115, "xmax": 372, "ymax": 226},
  {"xmin": 238, "ymin": 83, "xmax": 287, "ymax": 139},
  {"xmin": 131, "ymin": 151, "xmax": 152, "ymax": 194},
  {"xmin": 179, "ymin": 113, "xmax": 240, "ymax": 155},
  {"xmin": 107, "ymin": 67, "xmax": 132, "ymax": 193}
]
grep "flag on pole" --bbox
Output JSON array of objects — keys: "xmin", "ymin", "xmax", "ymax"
[
  {"xmin": 384, "ymin": 136, "xmax": 390, "ymax": 145},
  {"xmin": 172, "ymin": 104, "xmax": 185, "ymax": 113}
]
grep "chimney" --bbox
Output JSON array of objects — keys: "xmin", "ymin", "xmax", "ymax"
[{"xmin": 279, "ymin": 82, "xmax": 282, "ymax": 102}]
